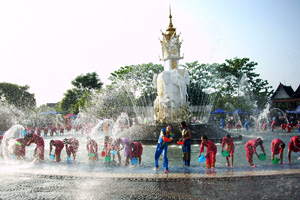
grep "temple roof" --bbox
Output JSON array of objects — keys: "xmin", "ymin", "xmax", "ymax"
[
  {"xmin": 293, "ymin": 84, "xmax": 300, "ymax": 98},
  {"xmin": 270, "ymin": 83, "xmax": 295, "ymax": 99}
]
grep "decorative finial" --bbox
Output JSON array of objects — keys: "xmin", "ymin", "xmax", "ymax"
[
  {"xmin": 165, "ymin": 5, "xmax": 176, "ymax": 37},
  {"xmin": 169, "ymin": 5, "xmax": 173, "ymax": 28}
]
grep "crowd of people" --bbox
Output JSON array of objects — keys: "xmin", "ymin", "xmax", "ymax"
[
  {"xmin": 217, "ymin": 116, "xmax": 300, "ymax": 133},
  {"xmin": 0, "ymin": 121, "xmax": 300, "ymax": 174},
  {"xmin": 154, "ymin": 122, "xmax": 300, "ymax": 172}
]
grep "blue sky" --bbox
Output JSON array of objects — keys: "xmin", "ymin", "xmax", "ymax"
[{"xmin": 0, "ymin": 0, "xmax": 299, "ymax": 106}]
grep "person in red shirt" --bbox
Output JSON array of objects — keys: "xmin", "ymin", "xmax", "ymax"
[
  {"xmin": 130, "ymin": 142, "xmax": 143, "ymax": 165},
  {"xmin": 25, "ymin": 133, "xmax": 45, "ymax": 161},
  {"xmin": 36, "ymin": 127, "xmax": 41, "ymax": 136},
  {"xmin": 235, "ymin": 124, "xmax": 241, "ymax": 131},
  {"xmin": 262, "ymin": 122, "xmax": 267, "ymax": 131},
  {"xmin": 281, "ymin": 123, "xmax": 286, "ymax": 132},
  {"xmin": 221, "ymin": 134, "xmax": 235, "ymax": 168},
  {"xmin": 271, "ymin": 120, "xmax": 276, "ymax": 132},
  {"xmin": 227, "ymin": 123, "xmax": 233, "ymax": 132},
  {"xmin": 102, "ymin": 136, "xmax": 113, "ymax": 160},
  {"xmin": 66, "ymin": 124, "xmax": 72, "ymax": 132},
  {"xmin": 271, "ymin": 138, "xmax": 285, "ymax": 164},
  {"xmin": 49, "ymin": 140, "xmax": 64, "ymax": 162},
  {"xmin": 50, "ymin": 125, "xmax": 56, "ymax": 136},
  {"xmin": 286, "ymin": 122, "xmax": 293, "ymax": 133},
  {"xmin": 86, "ymin": 136, "xmax": 98, "ymax": 161},
  {"xmin": 43, "ymin": 126, "xmax": 48, "ymax": 137},
  {"xmin": 287, "ymin": 135, "xmax": 300, "ymax": 163},
  {"xmin": 63, "ymin": 137, "xmax": 79, "ymax": 161},
  {"xmin": 199, "ymin": 135, "xmax": 217, "ymax": 169},
  {"xmin": 59, "ymin": 126, "xmax": 64, "ymax": 135},
  {"xmin": 244, "ymin": 138, "xmax": 266, "ymax": 167}
]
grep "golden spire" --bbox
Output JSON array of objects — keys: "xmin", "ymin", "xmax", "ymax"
[{"xmin": 165, "ymin": 5, "xmax": 176, "ymax": 37}]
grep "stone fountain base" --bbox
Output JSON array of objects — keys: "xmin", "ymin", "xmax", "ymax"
[{"xmin": 119, "ymin": 124, "xmax": 242, "ymax": 145}]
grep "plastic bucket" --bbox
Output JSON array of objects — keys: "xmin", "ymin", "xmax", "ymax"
[
  {"xmin": 110, "ymin": 150, "xmax": 116, "ymax": 155},
  {"xmin": 89, "ymin": 153, "xmax": 95, "ymax": 158},
  {"xmin": 162, "ymin": 137, "xmax": 171, "ymax": 142},
  {"xmin": 272, "ymin": 158, "xmax": 280, "ymax": 164},
  {"xmin": 131, "ymin": 157, "xmax": 138, "ymax": 165},
  {"xmin": 105, "ymin": 156, "xmax": 111, "ymax": 163},
  {"xmin": 221, "ymin": 151, "xmax": 230, "ymax": 157},
  {"xmin": 258, "ymin": 153, "xmax": 266, "ymax": 161},
  {"xmin": 50, "ymin": 154, "xmax": 55, "ymax": 160},
  {"xmin": 198, "ymin": 155, "xmax": 206, "ymax": 163}
]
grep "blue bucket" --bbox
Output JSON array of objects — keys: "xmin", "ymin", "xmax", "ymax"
[
  {"xmin": 67, "ymin": 157, "xmax": 72, "ymax": 163},
  {"xmin": 198, "ymin": 155, "xmax": 206, "ymax": 163},
  {"xmin": 110, "ymin": 150, "xmax": 116, "ymax": 155},
  {"xmin": 131, "ymin": 157, "xmax": 138, "ymax": 165},
  {"xmin": 50, "ymin": 154, "xmax": 55, "ymax": 160}
]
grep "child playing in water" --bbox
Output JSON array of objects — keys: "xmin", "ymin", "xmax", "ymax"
[
  {"xmin": 227, "ymin": 123, "xmax": 233, "ymax": 131},
  {"xmin": 287, "ymin": 135, "xmax": 300, "ymax": 163},
  {"xmin": 63, "ymin": 137, "xmax": 79, "ymax": 161},
  {"xmin": 235, "ymin": 124, "xmax": 241, "ymax": 131},
  {"xmin": 86, "ymin": 136, "xmax": 98, "ymax": 161},
  {"xmin": 271, "ymin": 120, "xmax": 276, "ymax": 132},
  {"xmin": 221, "ymin": 134, "xmax": 235, "ymax": 168},
  {"xmin": 14, "ymin": 138, "xmax": 26, "ymax": 159},
  {"xmin": 130, "ymin": 141, "xmax": 143, "ymax": 165},
  {"xmin": 115, "ymin": 138, "xmax": 131, "ymax": 165},
  {"xmin": 271, "ymin": 138, "xmax": 285, "ymax": 164},
  {"xmin": 102, "ymin": 136, "xmax": 113, "ymax": 162},
  {"xmin": 25, "ymin": 133, "xmax": 45, "ymax": 161},
  {"xmin": 199, "ymin": 135, "xmax": 217, "ymax": 169},
  {"xmin": 244, "ymin": 138, "xmax": 266, "ymax": 167},
  {"xmin": 49, "ymin": 140, "xmax": 64, "ymax": 162},
  {"xmin": 43, "ymin": 125, "xmax": 48, "ymax": 137},
  {"xmin": 287, "ymin": 122, "xmax": 293, "ymax": 133},
  {"xmin": 281, "ymin": 123, "xmax": 286, "ymax": 132}
]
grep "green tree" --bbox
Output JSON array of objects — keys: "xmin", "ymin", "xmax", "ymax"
[
  {"xmin": 59, "ymin": 72, "xmax": 103, "ymax": 114},
  {"xmin": 214, "ymin": 57, "xmax": 273, "ymax": 110},
  {"xmin": 182, "ymin": 58, "xmax": 273, "ymax": 112},
  {"xmin": 72, "ymin": 72, "xmax": 103, "ymax": 93},
  {"xmin": 109, "ymin": 63, "xmax": 164, "ymax": 106},
  {"xmin": 0, "ymin": 82, "xmax": 36, "ymax": 109}
]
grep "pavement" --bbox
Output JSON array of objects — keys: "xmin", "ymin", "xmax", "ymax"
[{"xmin": 0, "ymin": 163, "xmax": 300, "ymax": 200}]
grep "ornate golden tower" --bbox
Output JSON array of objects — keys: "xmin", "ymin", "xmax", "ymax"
[{"xmin": 160, "ymin": 7, "xmax": 183, "ymax": 71}]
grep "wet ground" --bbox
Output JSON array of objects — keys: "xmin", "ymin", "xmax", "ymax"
[
  {"xmin": 1, "ymin": 128, "xmax": 300, "ymax": 199},
  {"xmin": 0, "ymin": 164, "xmax": 300, "ymax": 199}
]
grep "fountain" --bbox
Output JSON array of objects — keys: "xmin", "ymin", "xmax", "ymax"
[
  {"xmin": 114, "ymin": 8, "xmax": 241, "ymax": 144},
  {"xmin": 0, "ymin": 8, "xmax": 299, "ymax": 200}
]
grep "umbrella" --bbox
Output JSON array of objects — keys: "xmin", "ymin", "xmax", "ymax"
[
  {"xmin": 286, "ymin": 105, "xmax": 300, "ymax": 114},
  {"xmin": 210, "ymin": 108, "xmax": 228, "ymax": 114},
  {"xmin": 40, "ymin": 111, "xmax": 61, "ymax": 115},
  {"xmin": 64, "ymin": 113, "xmax": 77, "ymax": 119}
]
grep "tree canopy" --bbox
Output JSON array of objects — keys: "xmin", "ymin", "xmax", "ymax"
[
  {"xmin": 0, "ymin": 82, "xmax": 36, "ymax": 110},
  {"xmin": 59, "ymin": 72, "xmax": 103, "ymax": 114}
]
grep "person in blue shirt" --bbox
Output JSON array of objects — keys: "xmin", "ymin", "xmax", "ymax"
[
  {"xmin": 245, "ymin": 120, "xmax": 250, "ymax": 132},
  {"xmin": 154, "ymin": 124, "xmax": 173, "ymax": 173},
  {"xmin": 220, "ymin": 118, "xmax": 225, "ymax": 129}
]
